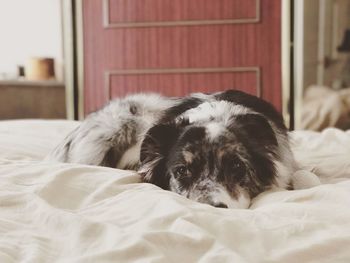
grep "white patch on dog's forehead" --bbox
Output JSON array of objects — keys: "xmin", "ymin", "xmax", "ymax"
[
  {"xmin": 181, "ymin": 101, "xmax": 251, "ymax": 125},
  {"xmin": 206, "ymin": 122, "xmax": 225, "ymax": 140}
]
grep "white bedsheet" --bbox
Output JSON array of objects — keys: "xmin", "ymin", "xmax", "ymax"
[{"xmin": 0, "ymin": 120, "xmax": 349, "ymax": 263}]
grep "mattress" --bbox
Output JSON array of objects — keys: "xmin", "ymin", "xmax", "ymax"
[{"xmin": 0, "ymin": 120, "xmax": 349, "ymax": 263}]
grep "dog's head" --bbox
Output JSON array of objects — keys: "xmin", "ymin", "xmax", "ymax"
[{"xmin": 139, "ymin": 101, "xmax": 280, "ymax": 209}]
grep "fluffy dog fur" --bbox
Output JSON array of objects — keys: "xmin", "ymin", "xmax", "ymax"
[{"xmin": 47, "ymin": 90, "xmax": 298, "ymax": 208}]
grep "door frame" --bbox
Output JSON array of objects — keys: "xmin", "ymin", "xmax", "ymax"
[
  {"xmin": 62, "ymin": 0, "xmax": 84, "ymax": 120},
  {"xmin": 75, "ymin": 0, "xmax": 84, "ymax": 120},
  {"xmin": 282, "ymin": 0, "xmax": 292, "ymax": 129}
]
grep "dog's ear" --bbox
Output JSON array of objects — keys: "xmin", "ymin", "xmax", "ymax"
[
  {"xmin": 230, "ymin": 114, "xmax": 278, "ymax": 149},
  {"xmin": 139, "ymin": 123, "xmax": 180, "ymax": 189}
]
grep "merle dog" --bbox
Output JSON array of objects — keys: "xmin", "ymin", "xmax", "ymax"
[{"xmin": 48, "ymin": 90, "xmax": 298, "ymax": 208}]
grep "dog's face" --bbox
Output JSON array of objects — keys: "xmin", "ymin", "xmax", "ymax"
[{"xmin": 139, "ymin": 102, "xmax": 280, "ymax": 209}]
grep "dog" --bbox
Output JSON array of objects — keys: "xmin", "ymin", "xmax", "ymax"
[{"xmin": 47, "ymin": 90, "xmax": 298, "ymax": 209}]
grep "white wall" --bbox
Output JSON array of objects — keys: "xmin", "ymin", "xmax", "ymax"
[{"xmin": 0, "ymin": 0, "xmax": 63, "ymax": 81}]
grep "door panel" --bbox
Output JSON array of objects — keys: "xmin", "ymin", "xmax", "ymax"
[
  {"xmin": 82, "ymin": 0, "xmax": 281, "ymax": 115},
  {"xmin": 109, "ymin": 69, "xmax": 259, "ymax": 98},
  {"xmin": 107, "ymin": 0, "xmax": 258, "ymax": 26}
]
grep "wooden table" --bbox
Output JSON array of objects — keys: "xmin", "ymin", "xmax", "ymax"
[{"xmin": 0, "ymin": 80, "xmax": 66, "ymax": 120}]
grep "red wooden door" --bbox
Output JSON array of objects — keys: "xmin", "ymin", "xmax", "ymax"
[{"xmin": 82, "ymin": 0, "xmax": 281, "ymax": 115}]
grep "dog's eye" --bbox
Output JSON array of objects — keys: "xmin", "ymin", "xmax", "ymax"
[
  {"xmin": 174, "ymin": 166, "xmax": 188, "ymax": 178},
  {"xmin": 233, "ymin": 160, "xmax": 243, "ymax": 170},
  {"xmin": 232, "ymin": 158, "xmax": 245, "ymax": 176}
]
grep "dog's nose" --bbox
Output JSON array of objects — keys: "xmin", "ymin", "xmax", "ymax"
[{"xmin": 213, "ymin": 202, "xmax": 228, "ymax": 208}]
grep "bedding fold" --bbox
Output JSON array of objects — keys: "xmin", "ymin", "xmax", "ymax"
[{"xmin": 0, "ymin": 120, "xmax": 349, "ymax": 262}]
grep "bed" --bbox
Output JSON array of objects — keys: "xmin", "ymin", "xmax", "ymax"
[
  {"xmin": 301, "ymin": 86, "xmax": 350, "ymax": 131},
  {"xmin": 0, "ymin": 120, "xmax": 350, "ymax": 262}
]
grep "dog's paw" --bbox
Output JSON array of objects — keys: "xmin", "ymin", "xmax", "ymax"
[{"xmin": 291, "ymin": 170, "xmax": 321, "ymax": 190}]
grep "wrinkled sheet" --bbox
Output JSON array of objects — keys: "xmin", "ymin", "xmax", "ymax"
[{"xmin": 0, "ymin": 120, "xmax": 349, "ymax": 263}]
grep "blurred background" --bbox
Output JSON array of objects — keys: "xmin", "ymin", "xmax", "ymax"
[
  {"xmin": 0, "ymin": 0, "xmax": 349, "ymax": 131},
  {"xmin": 295, "ymin": 0, "xmax": 350, "ymax": 131},
  {"xmin": 0, "ymin": 0, "xmax": 67, "ymax": 119}
]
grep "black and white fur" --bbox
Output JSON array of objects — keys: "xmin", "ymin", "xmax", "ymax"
[{"xmin": 47, "ymin": 90, "xmax": 300, "ymax": 209}]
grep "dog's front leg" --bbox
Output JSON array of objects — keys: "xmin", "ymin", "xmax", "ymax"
[{"xmin": 291, "ymin": 170, "xmax": 322, "ymax": 189}]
